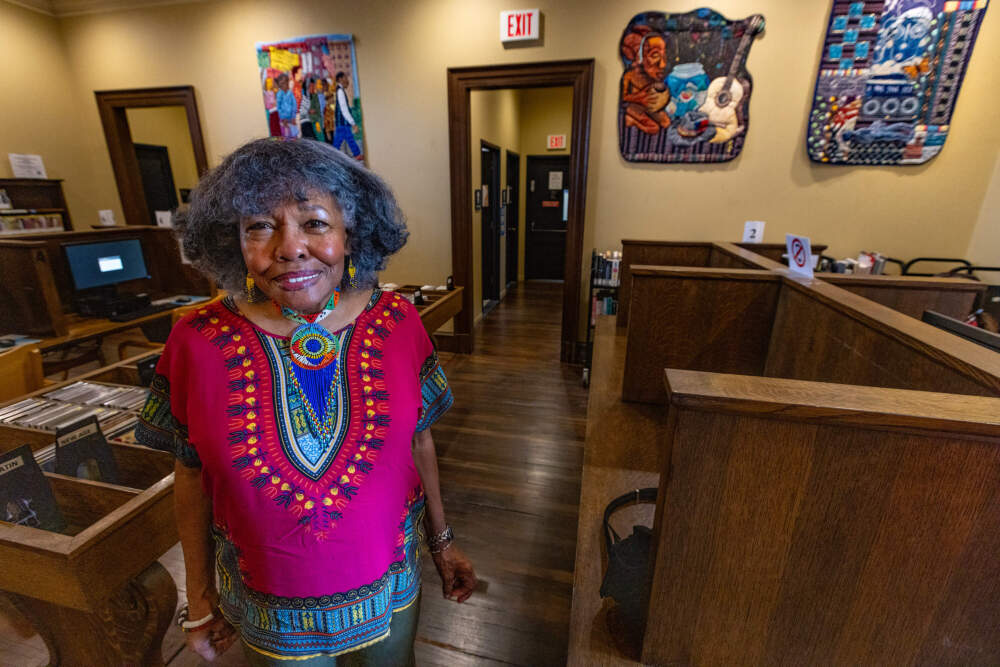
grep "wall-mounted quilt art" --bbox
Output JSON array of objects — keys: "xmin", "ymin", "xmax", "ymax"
[
  {"xmin": 807, "ymin": 0, "xmax": 989, "ymax": 166},
  {"xmin": 618, "ymin": 9, "xmax": 765, "ymax": 163},
  {"xmin": 256, "ymin": 34, "xmax": 366, "ymax": 161}
]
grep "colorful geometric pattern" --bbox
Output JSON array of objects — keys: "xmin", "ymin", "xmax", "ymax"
[
  {"xmin": 135, "ymin": 373, "xmax": 199, "ymax": 467},
  {"xmin": 416, "ymin": 351, "xmax": 454, "ymax": 433},
  {"xmin": 203, "ymin": 293, "xmax": 403, "ymax": 540},
  {"xmin": 807, "ymin": 0, "xmax": 989, "ymax": 165},
  {"xmin": 217, "ymin": 495, "xmax": 425, "ymax": 658}
]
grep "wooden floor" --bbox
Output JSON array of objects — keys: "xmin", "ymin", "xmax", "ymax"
[{"xmin": 0, "ymin": 282, "xmax": 589, "ymax": 666}]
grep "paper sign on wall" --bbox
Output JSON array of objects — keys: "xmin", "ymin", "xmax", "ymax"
[
  {"xmin": 547, "ymin": 171, "xmax": 563, "ymax": 190},
  {"xmin": 742, "ymin": 221, "xmax": 765, "ymax": 243},
  {"xmin": 785, "ymin": 233, "xmax": 814, "ymax": 278},
  {"xmin": 155, "ymin": 211, "xmax": 173, "ymax": 228},
  {"xmin": 8, "ymin": 154, "xmax": 46, "ymax": 179},
  {"xmin": 98, "ymin": 210, "xmax": 116, "ymax": 226}
]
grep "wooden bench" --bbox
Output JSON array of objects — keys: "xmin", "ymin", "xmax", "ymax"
[{"xmin": 641, "ymin": 370, "xmax": 1000, "ymax": 665}]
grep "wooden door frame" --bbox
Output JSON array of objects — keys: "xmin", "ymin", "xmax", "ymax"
[
  {"xmin": 505, "ymin": 149, "xmax": 520, "ymax": 288},
  {"xmin": 480, "ymin": 140, "xmax": 502, "ymax": 305},
  {"xmin": 447, "ymin": 60, "xmax": 594, "ymax": 360},
  {"xmin": 94, "ymin": 86, "xmax": 209, "ymax": 226}
]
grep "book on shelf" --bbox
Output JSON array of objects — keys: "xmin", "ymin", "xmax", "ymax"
[
  {"xmin": 0, "ymin": 445, "xmax": 66, "ymax": 532},
  {"xmin": 591, "ymin": 250, "xmax": 621, "ymax": 287}
]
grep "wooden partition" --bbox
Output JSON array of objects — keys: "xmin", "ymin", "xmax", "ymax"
[
  {"xmin": 643, "ymin": 370, "xmax": 1000, "ymax": 665},
  {"xmin": 622, "ymin": 267, "xmax": 781, "ymax": 403},
  {"xmin": 0, "ymin": 241, "xmax": 67, "ymax": 336},
  {"xmin": 623, "ymin": 267, "xmax": 1000, "ymax": 404},
  {"xmin": 618, "ymin": 240, "xmax": 984, "ymax": 327},
  {"xmin": 821, "ymin": 273, "xmax": 986, "ymax": 319},
  {"xmin": 765, "ymin": 278, "xmax": 999, "ymax": 396}
]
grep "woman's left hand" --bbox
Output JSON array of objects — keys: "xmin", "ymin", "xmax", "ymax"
[{"xmin": 430, "ymin": 545, "xmax": 477, "ymax": 603}]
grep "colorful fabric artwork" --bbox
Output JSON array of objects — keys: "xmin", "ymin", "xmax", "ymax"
[
  {"xmin": 256, "ymin": 34, "xmax": 366, "ymax": 161},
  {"xmin": 807, "ymin": 0, "xmax": 989, "ymax": 165},
  {"xmin": 618, "ymin": 9, "xmax": 765, "ymax": 163}
]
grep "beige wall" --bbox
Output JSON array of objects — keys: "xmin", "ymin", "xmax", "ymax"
[
  {"xmin": 966, "ymin": 153, "xmax": 1000, "ymax": 284},
  {"xmin": 0, "ymin": 1, "xmax": 120, "ymax": 228},
  {"xmin": 5, "ymin": 0, "xmax": 999, "ymax": 330},
  {"xmin": 127, "ymin": 106, "xmax": 201, "ymax": 207},
  {"xmin": 470, "ymin": 88, "xmax": 520, "ymax": 323},
  {"xmin": 516, "ymin": 87, "xmax": 573, "ymax": 281}
]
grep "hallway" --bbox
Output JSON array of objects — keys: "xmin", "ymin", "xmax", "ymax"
[{"xmin": 415, "ymin": 281, "xmax": 589, "ymax": 665}]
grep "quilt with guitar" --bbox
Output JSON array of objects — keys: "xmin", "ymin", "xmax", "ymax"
[
  {"xmin": 618, "ymin": 9, "xmax": 765, "ymax": 163},
  {"xmin": 807, "ymin": 0, "xmax": 990, "ymax": 166}
]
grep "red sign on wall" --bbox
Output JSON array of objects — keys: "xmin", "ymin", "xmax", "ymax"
[
  {"xmin": 547, "ymin": 134, "xmax": 566, "ymax": 150},
  {"xmin": 500, "ymin": 9, "xmax": 540, "ymax": 42}
]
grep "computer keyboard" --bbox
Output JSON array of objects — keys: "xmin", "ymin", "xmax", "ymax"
[{"xmin": 108, "ymin": 302, "xmax": 176, "ymax": 322}]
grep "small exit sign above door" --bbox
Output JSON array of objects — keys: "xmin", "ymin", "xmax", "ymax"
[
  {"xmin": 547, "ymin": 134, "xmax": 566, "ymax": 150},
  {"xmin": 500, "ymin": 9, "xmax": 540, "ymax": 42}
]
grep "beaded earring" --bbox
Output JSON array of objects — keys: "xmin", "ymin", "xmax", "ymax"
[
  {"xmin": 245, "ymin": 273, "xmax": 260, "ymax": 303},
  {"xmin": 347, "ymin": 256, "xmax": 359, "ymax": 289}
]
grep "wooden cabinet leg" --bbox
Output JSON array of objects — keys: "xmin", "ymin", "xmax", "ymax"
[{"xmin": 5, "ymin": 561, "xmax": 177, "ymax": 666}]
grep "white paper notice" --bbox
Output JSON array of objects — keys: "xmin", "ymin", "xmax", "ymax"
[
  {"xmin": 8, "ymin": 154, "xmax": 47, "ymax": 179},
  {"xmin": 155, "ymin": 210, "xmax": 173, "ymax": 227},
  {"xmin": 785, "ymin": 234, "xmax": 814, "ymax": 278},
  {"xmin": 742, "ymin": 220, "xmax": 765, "ymax": 243},
  {"xmin": 548, "ymin": 171, "xmax": 563, "ymax": 190},
  {"xmin": 98, "ymin": 209, "xmax": 116, "ymax": 226}
]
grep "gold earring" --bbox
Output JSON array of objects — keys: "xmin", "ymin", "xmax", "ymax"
[
  {"xmin": 347, "ymin": 256, "xmax": 359, "ymax": 288},
  {"xmin": 245, "ymin": 273, "xmax": 259, "ymax": 302}
]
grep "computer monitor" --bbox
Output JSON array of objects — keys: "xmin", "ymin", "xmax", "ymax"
[
  {"xmin": 922, "ymin": 310, "xmax": 1000, "ymax": 353},
  {"xmin": 63, "ymin": 238, "xmax": 150, "ymax": 291}
]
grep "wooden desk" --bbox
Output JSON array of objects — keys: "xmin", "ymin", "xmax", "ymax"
[{"xmin": 36, "ymin": 303, "xmax": 202, "ymax": 375}]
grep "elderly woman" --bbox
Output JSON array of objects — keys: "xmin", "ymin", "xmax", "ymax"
[{"xmin": 136, "ymin": 138, "xmax": 476, "ymax": 664}]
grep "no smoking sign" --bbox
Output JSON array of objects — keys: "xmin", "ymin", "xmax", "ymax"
[{"xmin": 785, "ymin": 234, "xmax": 814, "ymax": 278}]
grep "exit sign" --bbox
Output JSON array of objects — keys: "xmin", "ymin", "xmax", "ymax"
[
  {"xmin": 500, "ymin": 9, "xmax": 540, "ymax": 42},
  {"xmin": 547, "ymin": 134, "xmax": 566, "ymax": 150}
]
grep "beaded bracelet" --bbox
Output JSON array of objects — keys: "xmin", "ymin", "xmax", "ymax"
[{"xmin": 427, "ymin": 524, "xmax": 454, "ymax": 553}]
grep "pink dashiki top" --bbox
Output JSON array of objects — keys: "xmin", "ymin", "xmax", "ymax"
[{"xmin": 135, "ymin": 290, "xmax": 453, "ymax": 658}]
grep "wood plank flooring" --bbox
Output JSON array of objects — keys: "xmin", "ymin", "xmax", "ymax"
[
  {"xmin": 414, "ymin": 282, "xmax": 588, "ymax": 666},
  {"xmin": 0, "ymin": 282, "xmax": 588, "ymax": 666}
]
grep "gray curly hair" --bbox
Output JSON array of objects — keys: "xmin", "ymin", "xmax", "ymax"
[{"xmin": 175, "ymin": 138, "xmax": 408, "ymax": 292}]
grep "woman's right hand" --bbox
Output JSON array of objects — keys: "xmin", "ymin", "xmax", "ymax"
[{"xmin": 185, "ymin": 614, "xmax": 238, "ymax": 661}]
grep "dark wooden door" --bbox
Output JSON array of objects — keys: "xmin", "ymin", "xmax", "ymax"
[
  {"xmin": 481, "ymin": 142, "xmax": 501, "ymax": 305},
  {"xmin": 133, "ymin": 143, "xmax": 178, "ymax": 225},
  {"xmin": 525, "ymin": 155, "xmax": 569, "ymax": 280},
  {"xmin": 505, "ymin": 151, "xmax": 520, "ymax": 287}
]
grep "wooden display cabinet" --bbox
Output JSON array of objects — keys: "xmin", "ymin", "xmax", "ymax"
[{"xmin": 0, "ymin": 353, "xmax": 179, "ymax": 666}]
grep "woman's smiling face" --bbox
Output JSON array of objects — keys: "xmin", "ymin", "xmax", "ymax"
[{"xmin": 240, "ymin": 190, "xmax": 347, "ymax": 313}]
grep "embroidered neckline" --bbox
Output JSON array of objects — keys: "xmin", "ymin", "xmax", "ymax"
[
  {"xmin": 221, "ymin": 289, "xmax": 384, "ymax": 341},
  {"xmin": 192, "ymin": 290, "xmax": 408, "ymax": 540}
]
